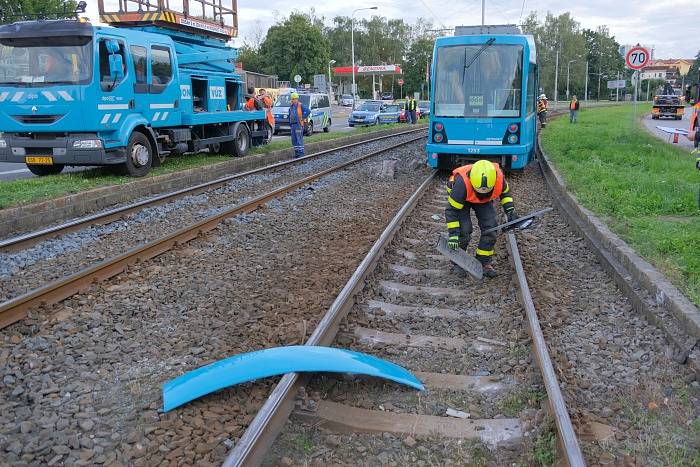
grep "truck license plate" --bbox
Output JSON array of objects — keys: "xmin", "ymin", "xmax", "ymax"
[{"xmin": 25, "ymin": 156, "xmax": 53, "ymax": 165}]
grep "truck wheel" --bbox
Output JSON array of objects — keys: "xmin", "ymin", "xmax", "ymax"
[
  {"xmin": 222, "ymin": 124, "xmax": 250, "ymax": 157},
  {"xmin": 26, "ymin": 164, "xmax": 65, "ymax": 176},
  {"xmin": 124, "ymin": 132, "xmax": 152, "ymax": 177}
]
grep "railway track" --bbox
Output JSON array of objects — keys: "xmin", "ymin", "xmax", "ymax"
[
  {"xmin": 0, "ymin": 131, "xmax": 424, "ymax": 329},
  {"xmin": 0, "ymin": 127, "xmax": 425, "ymax": 252},
  {"xmin": 225, "ymin": 174, "xmax": 585, "ymax": 466}
]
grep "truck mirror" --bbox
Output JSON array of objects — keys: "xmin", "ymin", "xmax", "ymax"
[
  {"xmin": 109, "ymin": 53, "xmax": 125, "ymax": 81},
  {"xmin": 105, "ymin": 40, "xmax": 125, "ymax": 82}
]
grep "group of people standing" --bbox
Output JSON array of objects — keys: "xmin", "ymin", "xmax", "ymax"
[
  {"xmin": 404, "ymin": 96, "xmax": 418, "ymax": 124},
  {"xmin": 536, "ymin": 94, "xmax": 580, "ymax": 125}
]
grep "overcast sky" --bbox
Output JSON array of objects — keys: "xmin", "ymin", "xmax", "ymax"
[{"xmin": 87, "ymin": 0, "xmax": 697, "ymax": 60}]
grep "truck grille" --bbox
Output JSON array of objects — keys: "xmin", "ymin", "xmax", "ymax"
[{"xmin": 13, "ymin": 115, "xmax": 64, "ymax": 124}]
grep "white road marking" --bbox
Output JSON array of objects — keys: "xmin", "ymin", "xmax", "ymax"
[{"xmin": 0, "ymin": 168, "xmax": 30, "ymax": 175}]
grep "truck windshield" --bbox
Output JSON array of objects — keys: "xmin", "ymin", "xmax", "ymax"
[
  {"xmin": 0, "ymin": 36, "xmax": 93, "ymax": 86},
  {"xmin": 275, "ymin": 94, "xmax": 311, "ymax": 107},
  {"xmin": 434, "ymin": 44, "xmax": 523, "ymax": 118}
]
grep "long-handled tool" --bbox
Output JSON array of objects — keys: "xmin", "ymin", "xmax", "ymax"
[{"xmin": 481, "ymin": 207, "xmax": 553, "ymax": 235}]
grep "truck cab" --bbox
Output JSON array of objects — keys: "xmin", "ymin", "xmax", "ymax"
[{"xmin": 0, "ymin": 1, "xmax": 269, "ymax": 176}]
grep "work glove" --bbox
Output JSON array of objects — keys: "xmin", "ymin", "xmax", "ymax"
[
  {"xmin": 448, "ymin": 236, "xmax": 460, "ymax": 250},
  {"xmin": 506, "ymin": 209, "xmax": 517, "ymax": 223}
]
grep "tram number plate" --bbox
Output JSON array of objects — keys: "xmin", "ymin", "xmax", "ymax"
[
  {"xmin": 469, "ymin": 95, "xmax": 484, "ymax": 106},
  {"xmin": 25, "ymin": 156, "xmax": 53, "ymax": 165}
]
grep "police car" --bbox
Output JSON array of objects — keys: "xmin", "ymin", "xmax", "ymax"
[{"xmin": 273, "ymin": 91, "xmax": 332, "ymax": 135}]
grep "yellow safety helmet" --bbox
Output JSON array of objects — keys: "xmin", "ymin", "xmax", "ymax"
[
  {"xmin": 469, "ymin": 160, "xmax": 497, "ymax": 193},
  {"xmin": 291, "ymin": 92, "xmax": 299, "ymax": 99}
]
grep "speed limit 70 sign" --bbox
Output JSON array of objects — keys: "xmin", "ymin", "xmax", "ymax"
[{"xmin": 625, "ymin": 46, "xmax": 650, "ymax": 70}]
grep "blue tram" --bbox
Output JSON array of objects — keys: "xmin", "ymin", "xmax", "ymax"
[{"xmin": 426, "ymin": 25, "xmax": 538, "ymax": 170}]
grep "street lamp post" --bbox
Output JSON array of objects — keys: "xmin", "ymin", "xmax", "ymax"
[
  {"xmin": 584, "ymin": 59, "xmax": 588, "ymax": 101},
  {"xmin": 351, "ymin": 6, "xmax": 378, "ymax": 109},
  {"xmin": 328, "ymin": 59, "xmax": 336, "ymax": 102},
  {"xmin": 566, "ymin": 59, "xmax": 577, "ymax": 101}
]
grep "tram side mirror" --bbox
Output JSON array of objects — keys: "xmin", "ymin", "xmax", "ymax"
[{"xmin": 106, "ymin": 40, "xmax": 124, "ymax": 82}]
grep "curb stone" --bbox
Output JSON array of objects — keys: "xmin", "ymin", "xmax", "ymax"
[
  {"xmin": 537, "ymin": 139, "xmax": 699, "ymax": 377},
  {"xmin": 0, "ymin": 126, "xmax": 425, "ymax": 238}
]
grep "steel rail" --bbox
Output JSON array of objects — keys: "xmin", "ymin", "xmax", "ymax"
[
  {"xmin": 223, "ymin": 172, "xmax": 437, "ymax": 467},
  {"xmin": 504, "ymin": 232, "xmax": 586, "ymax": 467},
  {"xmin": 0, "ymin": 127, "xmax": 426, "ymax": 252},
  {"xmin": 0, "ymin": 134, "xmax": 424, "ymax": 330}
]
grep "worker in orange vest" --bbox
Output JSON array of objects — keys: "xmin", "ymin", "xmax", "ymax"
[
  {"xmin": 257, "ymin": 88, "xmax": 275, "ymax": 129},
  {"xmin": 569, "ymin": 95, "xmax": 580, "ymax": 123},
  {"xmin": 445, "ymin": 160, "xmax": 517, "ymax": 278}
]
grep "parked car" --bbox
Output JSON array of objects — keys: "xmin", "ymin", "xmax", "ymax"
[
  {"xmin": 340, "ymin": 94, "xmax": 354, "ymax": 106},
  {"xmin": 380, "ymin": 91, "xmax": 394, "ymax": 100},
  {"xmin": 273, "ymin": 92, "xmax": 332, "ymax": 135},
  {"xmin": 348, "ymin": 101, "xmax": 384, "ymax": 126},
  {"xmin": 378, "ymin": 104, "xmax": 402, "ymax": 123},
  {"xmin": 418, "ymin": 100, "xmax": 431, "ymax": 119}
]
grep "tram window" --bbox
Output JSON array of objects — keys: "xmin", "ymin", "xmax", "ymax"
[
  {"xmin": 526, "ymin": 63, "xmax": 535, "ymax": 114},
  {"xmin": 434, "ymin": 44, "xmax": 523, "ymax": 118}
]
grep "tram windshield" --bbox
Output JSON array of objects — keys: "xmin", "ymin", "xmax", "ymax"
[{"xmin": 434, "ymin": 44, "xmax": 523, "ymax": 118}]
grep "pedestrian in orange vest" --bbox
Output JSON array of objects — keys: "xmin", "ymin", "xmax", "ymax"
[{"xmin": 569, "ymin": 95, "xmax": 580, "ymax": 123}]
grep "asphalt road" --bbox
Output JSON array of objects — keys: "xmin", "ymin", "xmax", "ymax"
[
  {"xmin": 0, "ymin": 106, "xmax": 358, "ymax": 182},
  {"xmin": 640, "ymin": 107, "xmax": 694, "ymax": 151}
]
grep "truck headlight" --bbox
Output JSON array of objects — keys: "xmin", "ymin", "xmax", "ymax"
[
  {"xmin": 73, "ymin": 139, "xmax": 103, "ymax": 149},
  {"xmin": 0, "ymin": 139, "xmax": 7, "ymax": 148}
]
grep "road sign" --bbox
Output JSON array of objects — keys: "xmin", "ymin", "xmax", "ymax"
[
  {"xmin": 625, "ymin": 46, "xmax": 650, "ymax": 70},
  {"xmin": 607, "ymin": 80, "xmax": 626, "ymax": 89},
  {"xmin": 293, "ymin": 74, "xmax": 302, "ymax": 84},
  {"xmin": 398, "ymin": 78, "xmax": 404, "ymax": 86}
]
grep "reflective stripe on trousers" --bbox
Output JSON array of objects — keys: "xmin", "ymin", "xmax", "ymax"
[{"xmin": 291, "ymin": 124, "xmax": 305, "ymax": 158}]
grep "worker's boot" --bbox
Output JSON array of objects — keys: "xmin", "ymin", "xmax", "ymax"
[{"xmin": 482, "ymin": 263, "xmax": 497, "ymax": 278}]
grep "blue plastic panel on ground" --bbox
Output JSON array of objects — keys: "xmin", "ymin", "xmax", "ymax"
[{"xmin": 162, "ymin": 346, "xmax": 425, "ymax": 412}]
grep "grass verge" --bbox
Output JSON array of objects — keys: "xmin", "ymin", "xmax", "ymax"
[
  {"xmin": 0, "ymin": 122, "xmax": 419, "ymax": 209},
  {"xmin": 541, "ymin": 104, "xmax": 700, "ymax": 306}
]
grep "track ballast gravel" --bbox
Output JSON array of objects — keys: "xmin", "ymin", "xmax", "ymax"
[
  {"xmin": 0, "ymin": 141, "xmax": 429, "ymax": 466},
  {"xmin": 0, "ymin": 132, "xmax": 421, "ymax": 303}
]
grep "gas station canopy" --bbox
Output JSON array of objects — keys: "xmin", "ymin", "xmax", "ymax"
[{"xmin": 332, "ymin": 65, "xmax": 403, "ymax": 76}]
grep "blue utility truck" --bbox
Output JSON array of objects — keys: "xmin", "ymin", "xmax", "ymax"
[{"xmin": 0, "ymin": 0, "xmax": 270, "ymax": 176}]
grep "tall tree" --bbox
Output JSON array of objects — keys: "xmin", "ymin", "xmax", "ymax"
[
  {"xmin": 0, "ymin": 0, "xmax": 77, "ymax": 23},
  {"xmin": 256, "ymin": 13, "xmax": 330, "ymax": 84},
  {"xmin": 402, "ymin": 38, "xmax": 433, "ymax": 98}
]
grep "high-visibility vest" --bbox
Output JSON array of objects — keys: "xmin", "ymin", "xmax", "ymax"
[
  {"xmin": 452, "ymin": 162, "xmax": 505, "ymax": 204},
  {"xmin": 569, "ymin": 100, "xmax": 577, "ymax": 110}
]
